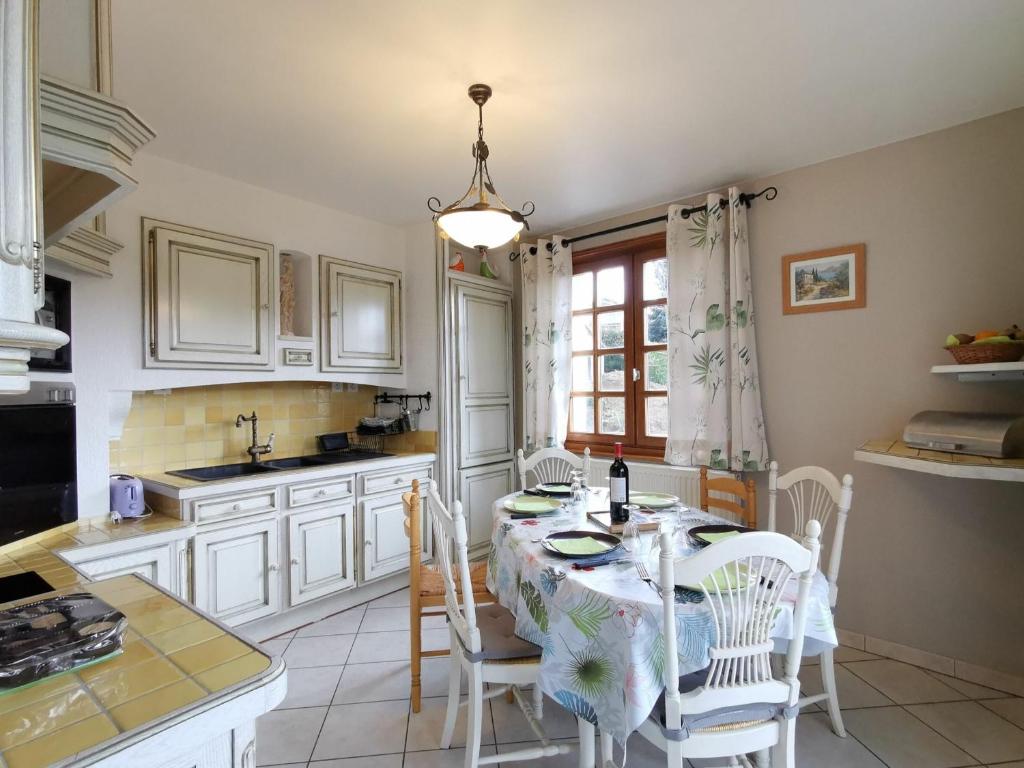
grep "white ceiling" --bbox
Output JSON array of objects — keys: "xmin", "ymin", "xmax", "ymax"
[{"xmin": 111, "ymin": 0, "xmax": 1024, "ymax": 233}]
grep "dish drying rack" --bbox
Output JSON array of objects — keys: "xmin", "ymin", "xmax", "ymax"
[{"xmin": 355, "ymin": 391, "xmax": 431, "ymax": 451}]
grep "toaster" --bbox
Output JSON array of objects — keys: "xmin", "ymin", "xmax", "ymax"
[{"xmin": 109, "ymin": 475, "xmax": 145, "ymax": 518}]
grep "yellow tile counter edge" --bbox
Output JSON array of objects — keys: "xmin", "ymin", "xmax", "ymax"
[{"xmin": 0, "ymin": 575, "xmax": 284, "ymax": 768}]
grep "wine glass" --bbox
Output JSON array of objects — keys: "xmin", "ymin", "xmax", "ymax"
[{"xmin": 621, "ymin": 504, "xmax": 645, "ymax": 559}]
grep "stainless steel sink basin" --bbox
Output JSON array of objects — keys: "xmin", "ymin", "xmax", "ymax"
[
  {"xmin": 166, "ymin": 451, "xmax": 393, "ymax": 481},
  {"xmin": 166, "ymin": 462, "xmax": 279, "ymax": 481}
]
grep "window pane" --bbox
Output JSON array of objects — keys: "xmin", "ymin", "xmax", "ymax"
[
  {"xmin": 596, "ymin": 311, "xmax": 624, "ymax": 349},
  {"xmin": 598, "ymin": 354, "xmax": 625, "ymax": 391},
  {"xmin": 643, "ymin": 258, "xmax": 668, "ymax": 300},
  {"xmin": 572, "ymin": 355, "xmax": 593, "ymax": 391},
  {"xmin": 571, "ymin": 396, "xmax": 594, "ymax": 433},
  {"xmin": 644, "ymin": 304, "xmax": 667, "ymax": 345},
  {"xmin": 572, "ymin": 315, "xmax": 593, "ymax": 351},
  {"xmin": 572, "ymin": 272, "xmax": 593, "ymax": 310},
  {"xmin": 645, "ymin": 396, "xmax": 668, "ymax": 437},
  {"xmin": 599, "ymin": 397, "xmax": 626, "ymax": 435},
  {"xmin": 645, "ymin": 350, "xmax": 668, "ymax": 390},
  {"xmin": 596, "ymin": 266, "xmax": 624, "ymax": 306}
]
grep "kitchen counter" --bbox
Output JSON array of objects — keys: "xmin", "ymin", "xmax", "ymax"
[
  {"xmin": 0, "ymin": 515, "xmax": 195, "ymax": 591},
  {"xmin": 140, "ymin": 451, "xmax": 436, "ymax": 498},
  {"xmin": 0, "ymin": 575, "xmax": 285, "ymax": 768}
]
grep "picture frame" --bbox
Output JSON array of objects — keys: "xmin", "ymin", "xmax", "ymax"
[
  {"xmin": 782, "ymin": 243, "xmax": 866, "ymax": 315},
  {"xmin": 29, "ymin": 275, "xmax": 72, "ymax": 372}
]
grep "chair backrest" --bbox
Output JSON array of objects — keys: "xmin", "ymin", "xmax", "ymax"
[
  {"xmin": 421, "ymin": 479, "xmax": 481, "ymax": 655},
  {"xmin": 699, "ymin": 466, "xmax": 757, "ymax": 528},
  {"xmin": 767, "ymin": 461, "xmax": 853, "ymax": 607},
  {"xmin": 658, "ymin": 521, "xmax": 821, "ymax": 726},
  {"xmin": 516, "ymin": 446, "xmax": 590, "ymax": 489},
  {"xmin": 402, "ymin": 480, "xmax": 422, "ymax": 596}
]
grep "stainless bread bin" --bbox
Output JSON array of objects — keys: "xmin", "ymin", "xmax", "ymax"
[{"xmin": 903, "ymin": 411, "xmax": 1024, "ymax": 458}]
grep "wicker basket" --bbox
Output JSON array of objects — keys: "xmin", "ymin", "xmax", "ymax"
[{"xmin": 944, "ymin": 342, "xmax": 1024, "ymax": 364}]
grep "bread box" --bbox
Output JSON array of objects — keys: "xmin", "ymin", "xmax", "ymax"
[{"xmin": 903, "ymin": 411, "xmax": 1024, "ymax": 458}]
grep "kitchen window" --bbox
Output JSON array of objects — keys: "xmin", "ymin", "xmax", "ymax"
[{"xmin": 566, "ymin": 233, "xmax": 668, "ymax": 458}]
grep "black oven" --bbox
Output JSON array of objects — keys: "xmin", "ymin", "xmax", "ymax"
[{"xmin": 0, "ymin": 401, "xmax": 77, "ymax": 546}]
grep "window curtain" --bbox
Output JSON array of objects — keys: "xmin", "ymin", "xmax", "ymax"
[
  {"xmin": 664, "ymin": 188, "xmax": 769, "ymax": 470},
  {"xmin": 521, "ymin": 238, "xmax": 573, "ymax": 451}
]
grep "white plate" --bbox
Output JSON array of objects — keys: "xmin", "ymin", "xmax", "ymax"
[
  {"xmin": 630, "ymin": 492, "xmax": 679, "ymax": 508},
  {"xmin": 503, "ymin": 496, "xmax": 563, "ymax": 514}
]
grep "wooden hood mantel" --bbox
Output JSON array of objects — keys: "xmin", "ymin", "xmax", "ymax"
[{"xmin": 40, "ymin": 75, "xmax": 155, "ymax": 276}]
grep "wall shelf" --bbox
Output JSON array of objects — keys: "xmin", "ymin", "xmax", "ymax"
[
  {"xmin": 930, "ymin": 360, "xmax": 1024, "ymax": 382},
  {"xmin": 855, "ymin": 439, "xmax": 1024, "ymax": 482}
]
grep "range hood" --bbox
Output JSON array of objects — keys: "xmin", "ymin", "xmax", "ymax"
[{"xmin": 39, "ymin": 76, "xmax": 155, "ymax": 276}]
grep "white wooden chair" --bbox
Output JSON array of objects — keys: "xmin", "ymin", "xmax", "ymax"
[
  {"xmin": 585, "ymin": 521, "xmax": 821, "ymax": 768},
  {"xmin": 768, "ymin": 461, "xmax": 854, "ymax": 737},
  {"xmin": 423, "ymin": 481, "xmax": 573, "ymax": 768},
  {"xmin": 516, "ymin": 446, "xmax": 590, "ymax": 489}
]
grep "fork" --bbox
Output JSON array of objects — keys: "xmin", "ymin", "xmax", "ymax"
[{"xmin": 634, "ymin": 560, "xmax": 661, "ymax": 596}]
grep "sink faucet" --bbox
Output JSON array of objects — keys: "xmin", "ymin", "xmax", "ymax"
[{"xmin": 235, "ymin": 411, "xmax": 274, "ymax": 463}]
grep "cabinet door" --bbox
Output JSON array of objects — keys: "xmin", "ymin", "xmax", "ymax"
[
  {"xmin": 73, "ymin": 544, "xmax": 174, "ymax": 591},
  {"xmin": 458, "ymin": 462, "xmax": 514, "ymax": 551},
  {"xmin": 287, "ymin": 503, "xmax": 355, "ymax": 606},
  {"xmin": 144, "ymin": 218, "xmax": 274, "ymax": 369},
  {"xmin": 455, "ymin": 284, "xmax": 514, "ymax": 467},
  {"xmin": 360, "ymin": 491, "xmax": 429, "ymax": 583},
  {"xmin": 320, "ymin": 256, "xmax": 402, "ymax": 373},
  {"xmin": 193, "ymin": 518, "xmax": 280, "ymax": 626}
]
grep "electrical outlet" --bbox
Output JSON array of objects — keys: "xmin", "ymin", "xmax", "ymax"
[
  {"xmin": 331, "ymin": 382, "xmax": 344, "ymax": 392},
  {"xmin": 346, "ymin": 382, "xmax": 359, "ymax": 392}
]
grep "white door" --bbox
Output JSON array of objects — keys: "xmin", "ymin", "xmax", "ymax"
[
  {"xmin": 287, "ymin": 503, "xmax": 356, "ymax": 606},
  {"xmin": 144, "ymin": 218, "xmax": 274, "ymax": 369},
  {"xmin": 360, "ymin": 491, "xmax": 427, "ymax": 582},
  {"xmin": 320, "ymin": 256, "xmax": 402, "ymax": 373},
  {"xmin": 193, "ymin": 518, "xmax": 280, "ymax": 626},
  {"xmin": 458, "ymin": 462, "xmax": 514, "ymax": 551},
  {"xmin": 73, "ymin": 544, "xmax": 174, "ymax": 592},
  {"xmin": 455, "ymin": 283, "xmax": 514, "ymax": 468}
]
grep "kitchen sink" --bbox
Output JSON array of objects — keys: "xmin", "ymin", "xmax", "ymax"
[
  {"xmin": 167, "ymin": 451, "xmax": 393, "ymax": 481},
  {"xmin": 166, "ymin": 462, "xmax": 279, "ymax": 481}
]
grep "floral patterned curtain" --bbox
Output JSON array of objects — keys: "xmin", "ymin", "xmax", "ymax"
[
  {"xmin": 521, "ymin": 238, "xmax": 573, "ymax": 451},
  {"xmin": 664, "ymin": 188, "xmax": 769, "ymax": 470}
]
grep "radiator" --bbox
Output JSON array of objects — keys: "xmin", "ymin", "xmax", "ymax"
[{"xmin": 588, "ymin": 458, "xmax": 714, "ymax": 507}]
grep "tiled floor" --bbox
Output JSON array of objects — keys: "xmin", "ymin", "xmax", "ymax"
[{"xmin": 255, "ymin": 588, "xmax": 1024, "ymax": 768}]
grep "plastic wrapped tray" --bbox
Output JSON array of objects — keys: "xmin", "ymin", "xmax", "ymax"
[{"xmin": 0, "ymin": 592, "xmax": 127, "ymax": 691}]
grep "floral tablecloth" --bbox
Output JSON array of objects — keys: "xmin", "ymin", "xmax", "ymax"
[{"xmin": 485, "ymin": 491, "xmax": 838, "ymax": 744}]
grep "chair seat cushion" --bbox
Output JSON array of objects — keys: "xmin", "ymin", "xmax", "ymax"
[
  {"xmin": 475, "ymin": 603, "xmax": 541, "ymax": 661},
  {"xmin": 652, "ymin": 667, "xmax": 783, "ymax": 737},
  {"xmin": 420, "ymin": 561, "xmax": 488, "ymax": 597}
]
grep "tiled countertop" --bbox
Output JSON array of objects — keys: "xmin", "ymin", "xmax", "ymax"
[
  {"xmin": 0, "ymin": 515, "xmax": 194, "ymax": 591},
  {"xmin": 0, "ymin": 575, "xmax": 279, "ymax": 768}
]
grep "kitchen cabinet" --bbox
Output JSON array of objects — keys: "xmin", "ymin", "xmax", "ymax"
[
  {"xmin": 0, "ymin": 2, "xmax": 68, "ymax": 393},
  {"xmin": 287, "ymin": 502, "xmax": 356, "ymax": 606},
  {"xmin": 143, "ymin": 218, "xmax": 275, "ymax": 370},
  {"xmin": 193, "ymin": 517, "xmax": 281, "ymax": 626},
  {"xmin": 68, "ymin": 538, "xmax": 189, "ymax": 599},
  {"xmin": 320, "ymin": 255, "xmax": 403, "ymax": 373},
  {"xmin": 358, "ymin": 463, "xmax": 433, "ymax": 583},
  {"xmin": 458, "ymin": 463, "xmax": 514, "ymax": 551}
]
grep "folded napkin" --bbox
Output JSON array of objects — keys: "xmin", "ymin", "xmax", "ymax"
[
  {"xmin": 682, "ymin": 565, "xmax": 752, "ymax": 592},
  {"xmin": 694, "ymin": 530, "xmax": 741, "ymax": 545},
  {"xmin": 509, "ymin": 497, "xmax": 558, "ymax": 513},
  {"xmin": 569, "ymin": 550, "xmax": 626, "ymax": 569},
  {"xmin": 549, "ymin": 536, "xmax": 611, "ymax": 556}
]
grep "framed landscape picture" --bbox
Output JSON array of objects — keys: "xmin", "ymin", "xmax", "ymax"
[{"xmin": 782, "ymin": 243, "xmax": 866, "ymax": 315}]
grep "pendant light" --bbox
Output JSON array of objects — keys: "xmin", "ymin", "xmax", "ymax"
[{"xmin": 428, "ymin": 84, "xmax": 534, "ymax": 250}]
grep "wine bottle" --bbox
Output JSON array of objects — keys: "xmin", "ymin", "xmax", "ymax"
[{"xmin": 609, "ymin": 442, "xmax": 629, "ymax": 523}]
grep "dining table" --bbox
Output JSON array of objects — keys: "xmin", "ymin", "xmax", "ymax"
[{"xmin": 485, "ymin": 487, "xmax": 838, "ymax": 745}]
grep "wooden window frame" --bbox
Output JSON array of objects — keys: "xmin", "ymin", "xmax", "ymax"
[{"xmin": 565, "ymin": 233, "xmax": 668, "ymax": 459}]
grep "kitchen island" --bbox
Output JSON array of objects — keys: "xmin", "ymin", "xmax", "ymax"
[{"xmin": 0, "ymin": 574, "xmax": 285, "ymax": 768}]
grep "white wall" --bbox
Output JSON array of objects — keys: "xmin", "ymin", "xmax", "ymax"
[{"xmin": 56, "ymin": 152, "xmax": 412, "ymax": 519}]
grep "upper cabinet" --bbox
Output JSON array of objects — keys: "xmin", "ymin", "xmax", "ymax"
[
  {"xmin": 0, "ymin": 1, "xmax": 69, "ymax": 394},
  {"xmin": 143, "ymin": 218, "xmax": 275, "ymax": 369},
  {"xmin": 320, "ymin": 255, "xmax": 403, "ymax": 374}
]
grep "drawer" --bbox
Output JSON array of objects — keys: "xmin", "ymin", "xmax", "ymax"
[
  {"xmin": 191, "ymin": 488, "xmax": 279, "ymax": 524},
  {"xmin": 287, "ymin": 475, "xmax": 354, "ymax": 508},
  {"xmin": 360, "ymin": 465, "xmax": 432, "ymax": 497}
]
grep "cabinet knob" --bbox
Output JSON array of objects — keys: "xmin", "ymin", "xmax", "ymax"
[
  {"xmin": 261, "ymin": 303, "xmax": 270, "ymax": 310},
  {"xmin": 394, "ymin": 477, "xmax": 404, "ymax": 485},
  {"xmin": 232, "ymin": 503, "xmax": 241, "ymax": 511},
  {"xmin": 268, "ymin": 563, "xmax": 279, "ymax": 572},
  {"xmin": 291, "ymin": 558, "xmax": 299, "ymax": 566},
  {"xmin": 364, "ymin": 539, "xmax": 372, "ymax": 548},
  {"xmin": 317, "ymin": 489, "xmax": 327, "ymax": 496}
]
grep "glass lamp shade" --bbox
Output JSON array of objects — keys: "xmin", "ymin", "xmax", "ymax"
[{"xmin": 436, "ymin": 207, "xmax": 524, "ymax": 250}]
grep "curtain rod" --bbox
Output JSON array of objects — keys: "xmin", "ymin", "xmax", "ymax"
[{"xmin": 511, "ymin": 186, "xmax": 778, "ymax": 260}]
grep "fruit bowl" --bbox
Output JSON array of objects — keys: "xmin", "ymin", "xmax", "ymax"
[{"xmin": 944, "ymin": 342, "xmax": 1024, "ymax": 365}]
